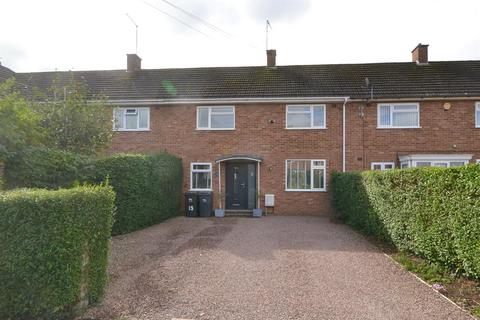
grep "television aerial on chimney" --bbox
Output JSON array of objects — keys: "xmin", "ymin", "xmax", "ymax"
[{"xmin": 126, "ymin": 13, "xmax": 139, "ymax": 54}]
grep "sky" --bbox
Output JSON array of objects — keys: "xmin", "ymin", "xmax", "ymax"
[{"xmin": 1, "ymin": 0, "xmax": 480, "ymax": 72}]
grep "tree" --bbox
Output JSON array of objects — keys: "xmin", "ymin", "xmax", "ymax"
[
  {"xmin": 0, "ymin": 78, "xmax": 44, "ymax": 157},
  {"xmin": 37, "ymin": 78, "xmax": 114, "ymax": 155}
]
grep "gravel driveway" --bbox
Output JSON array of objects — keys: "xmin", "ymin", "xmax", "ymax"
[{"xmin": 83, "ymin": 216, "xmax": 472, "ymax": 320}]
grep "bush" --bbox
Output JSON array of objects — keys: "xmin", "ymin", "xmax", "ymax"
[
  {"xmin": 4, "ymin": 148, "xmax": 183, "ymax": 235},
  {"xmin": 90, "ymin": 153, "xmax": 183, "ymax": 235},
  {"xmin": 4, "ymin": 146, "xmax": 93, "ymax": 189},
  {"xmin": 332, "ymin": 166, "xmax": 480, "ymax": 278},
  {"xmin": 0, "ymin": 186, "xmax": 115, "ymax": 319}
]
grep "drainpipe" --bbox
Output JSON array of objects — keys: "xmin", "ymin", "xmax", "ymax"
[{"xmin": 342, "ymin": 97, "xmax": 350, "ymax": 172}]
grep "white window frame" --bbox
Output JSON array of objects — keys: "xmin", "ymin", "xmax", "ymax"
[
  {"xmin": 398, "ymin": 154, "xmax": 472, "ymax": 169},
  {"xmin": 475, "ymin": 102, "xmax": 480, "ymax": 128},
  {"xmin": 190, "ymin": 162, "xmax": 212, "ymax": 191},
  {"xmin": 371, "ymin": 162, "xmax": 395, "ymax": 171},
  {"xmin": 285, "ymin": 105, "xmax": 326, "ymax": 129},
  {"xmin": 377, "ymin": 103, "xmax": 420, "ymax": 128},
  {"xmin": 196, "ymin": 106, "xmax": 235, "ymax": 130},
  {"xmin": 285, "ymin": 159, "xmax": 327, "ymax": 192},
  {"xmin": 477, "ymin": 159, "xmax": 480, "ymax": 164},
  {"xmin": 113, "ymin": 107, "xmax": 150, "ymax": 131}
]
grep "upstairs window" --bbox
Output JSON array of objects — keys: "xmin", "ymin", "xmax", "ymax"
[
  {"xmin": 114, "ymin": 107, "xmax": 149, "ymax": 131},
  {"xmin": 286, "ymin": 105, "xmax": 326, "ymax": 129},
  {"xmin": 190, "ymin": 163, "xmax": 212, "ymax": 191},
  {"xmin": 475, "ymin": 103, "xmax": 480, "ymax": 127},
  {"xmin": 378, "ymin": 103, "xmax": 419, "ymax": 128},
  {"xmin": 197, "ymin": 106, "xmax": 235, "ymax": 130}
]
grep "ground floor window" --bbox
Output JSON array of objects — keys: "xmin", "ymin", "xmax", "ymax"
[
  {"xmin": 286, "ymin": 159, "xmax": 326, "ymax": 191},
  {"xmin": 371, "ymin": 162, "xmax": 395, "ymax": 171},
  {"xmin": 398, "ymin": 154, "xmax": 472, "ymax": 168},
  {"xmin": 190, "ymin": 163, "xmax": 212, "ymax": 191}
]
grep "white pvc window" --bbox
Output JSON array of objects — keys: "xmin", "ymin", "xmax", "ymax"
[
  {"xmin": 371, "ymin": 162, "xmax": 395, "ymax": 171},
  {"xmin": 286, "ymin": 105, "xmax": 326, "ymax": 129},
  {"xmin": 190, "ymin": 163, "xmax": 212, "ymax": 191},
  {"xmin": 400, "ymin": 160, "xmax": 468, "ymax": 168},
  {"xmin": 378, "ymin": 103, "xmax": 419, "ymax": 128},
  {"xmin": 197, "ymin": 106, "xmax": 235, "ymax": 130},
  {"xmin": 475, "ymin": 103, "xmax": 480, "ymax": 127},
  {"xmin": 286, "ymin": 159, "xmax": 326, "ymax": 191},
  {"xmin": 113, "ymin": 107, "xmax": 149, "ymax": 131}
]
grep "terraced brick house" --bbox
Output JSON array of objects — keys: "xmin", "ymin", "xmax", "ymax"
[{"xmin": 2, "ymin": 44, "xmax": 480, "ymax": 215}]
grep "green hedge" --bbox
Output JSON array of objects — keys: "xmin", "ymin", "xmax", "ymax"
[
  {"xmin": 4, "ymin": 148, "xmax": 183, "ymax": 235},
  {"xmin": 89, "ymin": 153, "xmax": 183, "ymax": 235},
  {"xmin": 0, "ymin": 186, "xmax": 115, "ymax": 319},
  {"xmin": 4, "ymin": 146, "xmax": 92, "ymax": 189},
  {"xmin": 332, "ymin": 166, "xmax": 480, "ymax": 278}
]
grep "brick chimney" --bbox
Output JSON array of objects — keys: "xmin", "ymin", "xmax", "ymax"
[
  {"xmin": 266, "ymin": 49, "xmax": 276, "ymax": 67},
  {"xmin": 127, "ymin": 54, "xmax": 141, "ymax": 72},
  {"xmin": 411, "ymin": 44, "xmax": 429, "ymax": 64}
]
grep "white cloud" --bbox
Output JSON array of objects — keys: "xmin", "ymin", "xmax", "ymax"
[{"xmin": 1, "ymin": 0, "xmax": 479, "ymax": 72}]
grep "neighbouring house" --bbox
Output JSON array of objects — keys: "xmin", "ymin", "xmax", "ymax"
[{"xmin": 2, "ymin": 44, "xmax": 480, "ymax": 215}]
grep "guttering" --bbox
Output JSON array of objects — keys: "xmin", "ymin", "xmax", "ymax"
[
  {"xmin": 105, "ymin": 96, "xmax": 349, "ymax": 106},
  {"xmin": 103, "ymin": 96, "xmax": 480, "ymax": 106},
  {"xmin": 348, "ymin": 96, "xmax": 480, "ymax": 102},
  {"xmin": 342, "ymin": 97, "xmax": 350, "ymax": 172}
]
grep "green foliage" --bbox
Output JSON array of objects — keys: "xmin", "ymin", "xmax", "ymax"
[
  {"xmin": 4, "ymin": 146, "xmax": 93, "ymax": 189},
  {"xmin": 0, "ymin": 186, "xmax": 115, "ymax": 319},
  {"xmin": 4, "ymin": 148, "xmax": 183, "ymax": 235},
  {"xmin": 392, "ymin": 252, "xmax": 453, "ymax": 284},
  {"xmin": 332, "ymin": 166, "xmax": 480, "ymax": 278},
  {"xmin": 34, "ymin": 77, "xmax": 114, "ymax": 155},
  {"xmin": 89, "ymin": 153, "xmax": 183, "ymax": 235},
  {"xmin": 0, "ymin": 78, "xmax": 44, "ymax": 154},
  {"xmin": 473, "ymin": 306, "xmax": 480, "ymax": 317}
]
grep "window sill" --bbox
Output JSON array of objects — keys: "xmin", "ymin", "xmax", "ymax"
[
  {"xmin": 376, "ymin": 126, "xmax": 421, "ymax": 129},
  {"xmin": 285, "ymin": 127, "xmax": 327, "ymax": 130},
  {"xmin": 114, "ymin": 129, "xmax": 151, "ymax": 132},
  {"xmin": 189, "ymin": 189, "xmax": 213, "ymax": 192},
  {"xmin": 196, "ymin": 128, "xmax": 235, "ymax": 131},
  {"xmin": 285, "ymin": 189, "xmax": 327, "ymax": 192}
]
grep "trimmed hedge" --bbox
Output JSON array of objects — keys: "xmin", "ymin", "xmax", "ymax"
[
  {"xmin": 4, "ymin": 148, "xmax": 183, "ymax": 235},
  {"xmin": 89, "ymin": 154, "xmax": 183, "ymax": 235},
  {"xmin": 4, "ymin": 146, "xmax": 92, "ymax": 189},
  {"xmin": 0, "ymin": 186, "xmax": 115, "ymax": 319},
  {"xmin": 332, "ymin": 166, "xmax": 480, "ymax": 278}
]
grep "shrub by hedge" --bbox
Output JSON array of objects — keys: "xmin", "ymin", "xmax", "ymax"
[
  {"xmin": 332, "ymin": 165, "xmax": 480, "ymax": 278},
  {"xmin": 89, "ymin": 153, "xmax": 183, "ymax": 235},
  {"xmin": 5, "ymin": 148, "xmax": 183, "ymax": 235},
  {"xmin": 4, "ymin": 146, "xmax": 92, "ymax": 189},
  {"xmin": 0, "ymin": 186, "xmax": 115, "ymax": 319}
]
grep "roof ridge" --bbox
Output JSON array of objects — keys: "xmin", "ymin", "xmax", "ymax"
[{"xmin": 15, "ymin": 60, "xmax": 480, "ymax": 75}]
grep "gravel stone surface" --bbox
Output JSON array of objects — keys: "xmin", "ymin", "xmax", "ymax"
[{"xmin": 82, "ymin": 216, "xmax": 473, "ymax": 320}]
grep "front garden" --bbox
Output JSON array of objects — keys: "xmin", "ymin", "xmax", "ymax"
[{"xmin": 332, "ymin": 166, "xmax": 480, "ymax": 316}]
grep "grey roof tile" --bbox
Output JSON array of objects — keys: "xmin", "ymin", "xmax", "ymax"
[{"xmin": 10, "ymin": 60, "xmax": 480, "ymax": 100}]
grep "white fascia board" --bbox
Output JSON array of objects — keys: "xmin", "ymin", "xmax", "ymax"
[{"xmin": 105, "ymin": 96, "xmax": 350, "ymax": 106}]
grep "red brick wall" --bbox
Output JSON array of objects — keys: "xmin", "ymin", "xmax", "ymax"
[
  {"xmin": 345, "ymin": 100, "xmax": 480, "ymax": 171},
  {"xmin": 109, "ymin": 100, "xmax": 480, "ymax": 215}
]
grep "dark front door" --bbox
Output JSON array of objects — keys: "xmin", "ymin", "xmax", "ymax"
[{"xmin": 226, "ymin": 163, "xmax": 256, "ymax": 210}]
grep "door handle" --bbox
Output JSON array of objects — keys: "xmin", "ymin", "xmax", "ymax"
[{"xmin": 240, "ymin": 183, "xmax": 246, "ymax": 188}]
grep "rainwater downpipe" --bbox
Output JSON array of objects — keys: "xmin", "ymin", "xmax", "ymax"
[{"xmin": 342, "ymin": 97, "xmax": 350, "ymax": 172}]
